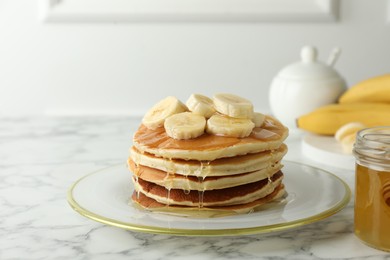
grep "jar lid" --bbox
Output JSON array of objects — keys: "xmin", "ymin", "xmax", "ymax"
[{"xmin": 276, "ymin": 46, "xmax": 343, "ymax": 81}]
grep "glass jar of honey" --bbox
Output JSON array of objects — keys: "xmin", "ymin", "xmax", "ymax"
[{"xmin": 353, "ymin": 126, "xmax": 390, "ymax": 252}]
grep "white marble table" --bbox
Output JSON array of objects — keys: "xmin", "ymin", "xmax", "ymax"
[{"xmin": 1, "ymin": 116, "xmax": 389, "ymax": 259}]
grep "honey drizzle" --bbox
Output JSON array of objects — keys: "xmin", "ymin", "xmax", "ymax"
[
  {"xmin": 165, "ymin": 157, "xmax": 175, "ymax": 206},
  {"xmin": 269, "ymin": 149, "xmax": 275, "ymax": 183},
  {"xmin": 136, "ymin": 149, "xmax": 147, "ymax": 200},
  {"xmin": 183, "ymin": 174, "xmax": 191, "ymax": 194},
  {"xmin": 166, "ymin": 187, "xmax": 171, "ymax": 206},
  {"xmin": 133, "ymin": 116, "xmax": 286, "ymax": 152},
  {"xmin": 135, "ymin": 174, "xmax": 140, "ymax": 200},
  {"xmin": 197, "ymin": 161, "xmax": 211, "ymax": 208},
  {"xmin": 198, "ymin": 181, "xmax": 205, "ymax": 208},
  {"xmin": 133, "ymin": 154, "xmax": 141, "ymax": 200}
]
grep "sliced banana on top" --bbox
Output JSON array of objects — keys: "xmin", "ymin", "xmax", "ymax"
[
  {"xmin": 252, "ymin": 112, "xmax": 266, "ymax": 127},
  {"xmin": 213, "ymin": 93, "xmax": 254, "ymax": 119},
  {"xmin": 186, "ymin": 94, "xmax": 216, "ymax": 118},
  {"xmin": 206, "ymin": 114, "xmax": 255, "ymax": 138},
  {"xmin": 164, "ymin": 112, "xmax": 206, "ymax": 140},
  {"xmin": 142, "ymin": 96, "xmax": 187, "ymax": 130}
]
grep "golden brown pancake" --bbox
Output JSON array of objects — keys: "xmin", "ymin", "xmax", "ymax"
[
  {"xmin": 128, "ymin": 158, "xmax": 282, "ymax": 190},
  {"xmin": 130, "ymin": 144, "xmax": 287, "ymax": 177},
  {"xmin": 133, "ymin": 171, "xmax": 283, "ymax": 207},
  {"xmin": 133, "ymin": 116, "xmax": 288, "ymax": 161},
  {"xmin": 132, "ymin": 184, "xmax": 286, "ymax": 218}
]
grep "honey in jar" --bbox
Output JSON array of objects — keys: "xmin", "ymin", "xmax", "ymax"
[{"xmin": 353, "ymin": 126, "xmax": 390, "ymax": 252}]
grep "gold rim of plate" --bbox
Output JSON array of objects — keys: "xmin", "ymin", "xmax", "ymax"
[{"xmin": 67, "ymin": 161, "xmax": 351, "ymax": 237}]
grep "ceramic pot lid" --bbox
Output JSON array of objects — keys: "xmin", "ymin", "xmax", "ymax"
[{"xmin": 276, "ymin": 46, "xmax": 343, "ymax": 81}]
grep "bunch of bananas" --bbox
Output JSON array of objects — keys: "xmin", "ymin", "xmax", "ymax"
[{"xmin": 297, "ymin": 74, "xmax": 390, "ymax": 135}]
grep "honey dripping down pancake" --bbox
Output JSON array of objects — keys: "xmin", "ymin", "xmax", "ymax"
[
  {"xmin": 133, "ymin": 171, "xmax": 284, "ymax": 207},
  {"xmin": 128, "ymin": 93, "xmax": 289, "ymax": 218},
  {"xmin": 128, "ymin": 158, "xmax": 283, "ymax": 190},
  {"xmin": 129, "ymin": 144, "xmax": 287, "ymax": 177}
]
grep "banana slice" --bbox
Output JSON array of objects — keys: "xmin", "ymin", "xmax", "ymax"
[
  {"xmin": 335, "ymin": 122, "xmax": 366, "ymax": 142},
  {"xmin": 340, "ymin": 133, "xmax": 357, "ymax": 154},
  {"xmin": 142, "ymin": 96, "xmax": 187, "ymax": 130},
  {"xmin": 186, "ymin": 94, "xmax": 216, "ymax": 118},
  {"xmin": 164, "ymin": 112, "xmax": 206, "ymax": 140},
  {"xmin": 252, "ymin": 112, "xmax": 266, "ymax": 127},
  {"xmin": 206, "ymin": 114, "xmax": 255, "ymax": 138},
  {"xmin": 335, "ymin": 122, "xmax": 366, "ymax": 154},
  {"xmin": 213, "ymin": 93, "xmax": 253, "ymax": 119}
]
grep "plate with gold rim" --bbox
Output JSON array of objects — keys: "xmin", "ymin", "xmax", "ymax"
[{"xmin": 67, "ymin": 161, "xmax": 351, "ymax": 236}]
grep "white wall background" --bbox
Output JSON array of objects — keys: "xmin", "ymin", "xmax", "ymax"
[{"xmin": 0, "ymin": 0, "xmax": 389, "ymax": 116}]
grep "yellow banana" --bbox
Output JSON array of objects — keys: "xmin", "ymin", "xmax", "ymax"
[
  {"xmin": 297, "ymin": 103, "xmax": 390, "ymax": 135},
  {"xmin": 339, "ymin": 74, "xmax": 390, "ymax": 104}
]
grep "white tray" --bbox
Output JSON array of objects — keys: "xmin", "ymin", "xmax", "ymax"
[{"xmin": 302, "ymin": 134, "xmax": 355, "ymax": 170}]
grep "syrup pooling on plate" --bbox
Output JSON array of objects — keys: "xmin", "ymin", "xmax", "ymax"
[{"xmin": 129, "ymin": 93, "xmax": 289, "ymax": 217}]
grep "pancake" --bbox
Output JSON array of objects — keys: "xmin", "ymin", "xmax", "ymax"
[
  {"xmin": 129, "ymin": 96, "xmax": 289, "ymax": 218},
  {"xmin": 133, "ymin": 116, "xmax": 288, "ymax": 161},
  {"xmin": 128, "ymin": 158, "xmax": 283, "ymax": 190},
  {"xmin": 133, "ymin": 171, "xmax": 284, "ymax": 207},
  {"xmin": 130, "ymin": 144, "xmax": 287, "ymax": 177},
  {"xmin": 132, "ymin": 184, "xmax": 286, "ymax": 218}
]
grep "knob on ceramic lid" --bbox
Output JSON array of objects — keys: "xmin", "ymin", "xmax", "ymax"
[{"xmin": 301, "ymin": 46, "xmax": 318, "ymax": 63}]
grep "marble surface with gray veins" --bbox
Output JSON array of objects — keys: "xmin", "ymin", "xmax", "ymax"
[{"xmin": 0, "ymin": 116, "xmax": 389, "ymax": 259}]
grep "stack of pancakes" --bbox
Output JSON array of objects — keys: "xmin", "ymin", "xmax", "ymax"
[{"xmin": 128, "ymin": 115, "xmax": 289, "ymax": 217}]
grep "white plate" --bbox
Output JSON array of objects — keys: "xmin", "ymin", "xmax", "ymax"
[
  {"xmin": 68, "ymin": 161, "xmax": 351, "ymax": 236},
  {"xmin": 302, "ymin": 134, "xmax": 355, "ymax": 170}
]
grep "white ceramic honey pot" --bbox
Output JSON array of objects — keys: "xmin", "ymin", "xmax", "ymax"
[{"xmin": 269, "ymin": 45, "xmax": 347, "ymax": 129}]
